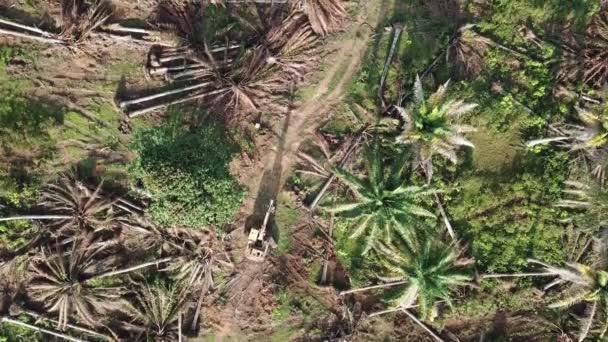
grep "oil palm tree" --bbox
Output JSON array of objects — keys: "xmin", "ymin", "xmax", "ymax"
[
  {"xmin": 0, "ymin": 176, "xmax": 117, "ymax": 235},
  {"xmin": 40, "ymin": 177, "xmax": 117, "ymax": 234},
  {"xmin": 26, "ymin": 237, "xmax": 172, "ymax": 331},
  {"xmin": 528, "ymin": 257, "xmax": 608, "ymax": 341},
  {"xmin": 26, "ymin": 240, "xmax": 122, "ymax": 330},
  {"xmin": 527, "ymin": 106, "xmax": 608, "ymax": 184},
  {"xmin": 584, "ymin": 8, "xmax": 608, "ymax": 87},
  {"xmin": 447, "ymin": 24, "xmax": 491, "ymax": 77},
  {"xmin": 326, "ymin": 145, "xmax": 436, "ymax": 254},
  {"xmin": 381, "ymin": 76, "xmax": 477, "ymax": 179},
  {"xmin": 299, "ymin": 0, "xmax": 347, "ymax": 37},
  {"xmin": 557, "ymin": 180, "xmax": 608, "ymax": 235},
  {"xmin": 376, "ymin": 240, "xmax": 473, "ymax": 321},
  {"xmin": 162, "ymin": 228, "xmax": 232, "ymax": 330},
  {"xmin": 341, "ymin": 239, "xmax": 472, "ymax": 340},
  {"xmin": 60, "ymin": 0, "xmax": 113, "ymax": 44},
  {"xmin": 125, "ymin": 282, "xmax": 190, "ymax": 342}
]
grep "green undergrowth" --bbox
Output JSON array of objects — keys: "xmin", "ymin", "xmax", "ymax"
[
  {"xmin": 442, "ymin": 281, "xmax": 542, "ymax": 322},
  {"xmin": 308, "ymin": 0, "xmax": 592, "ymax": 330},
  {"xmin": 270, "ymin": 288, "xmax": 327, "ymax": 341},
  {"xmin": 128, "ymin": 113, "xmax": 246, "ymax": 229}
]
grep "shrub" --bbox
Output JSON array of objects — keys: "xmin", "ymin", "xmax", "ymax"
[{"xmin": 129, "ymin": 122, "xmax": 245, "ymax": 228}]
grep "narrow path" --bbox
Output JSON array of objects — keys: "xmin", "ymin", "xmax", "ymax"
[{"xmin": 215, "ymin": 1, "xmax": 384, "ymax": 338}]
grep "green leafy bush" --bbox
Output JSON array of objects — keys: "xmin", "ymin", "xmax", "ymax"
[{"xmin": 129, "ymin": 122, "xmax": 245, "ymax": 228}]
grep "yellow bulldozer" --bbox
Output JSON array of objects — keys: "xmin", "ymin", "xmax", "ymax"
[{"xmin": 246, "ymin": 200, "xmax": 276, "ymax": 262}]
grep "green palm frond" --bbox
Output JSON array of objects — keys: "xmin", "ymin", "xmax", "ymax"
[
  {"xmin": 379, "ymin": 239, "xmax": 473, "ymax": 321},
  {"xmin": 390, "ymin": 76, "xmax": 477, "ymax": 166},
  {"xmin": 327, "ymin": 146, "xmax": 435, "ymax": 255}
]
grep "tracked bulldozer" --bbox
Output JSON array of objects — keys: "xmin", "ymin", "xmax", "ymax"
[{"xmin": 246, "ymin": 200, "xmax": 276, "ymax": 262}]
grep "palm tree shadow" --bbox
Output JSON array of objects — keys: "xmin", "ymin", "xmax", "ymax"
[{"xmin": 245, "ymin": 99, "xmax": 293, "ymax": 233}]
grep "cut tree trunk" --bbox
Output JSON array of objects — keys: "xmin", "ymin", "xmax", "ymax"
[
  {"xmin": 0, "ymin": 28, "xmax": 64, "ymax": 44},
  {"xmin": 481, "ymin": 272, "xmax": 556, "ymax": 279},
  {"xmin": 119, "ymin": 82, "xmax": 213, "ymax": 109}
]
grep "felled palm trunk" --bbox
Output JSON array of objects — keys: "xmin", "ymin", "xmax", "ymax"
[
  {"xmin": 0, "ymin": 19, "xmax": 64, "ymax": 44},
  {"xmin": 0, "ymin": 317, "xmax": 86, "ymax": 342},
  {"xmin": 0, "ymin": 18, "xmax": 164, "ymax": 45},
  {"xmin": 0, "ymin": 215, "xmax": 72, "ymax": 222},
  {"xmin": 22, "ymin": 311, "xmax": 111, "ymax": 341},
  {"xmin": 339, "ymin": 280, "xmax": 408, "ymax": 295}
]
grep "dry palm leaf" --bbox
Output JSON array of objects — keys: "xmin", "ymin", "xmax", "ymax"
[
  {"xmin": 154, "ymin": 0, "xmax": 198, "ymax": 38},
  {"xmin": 26, "ymin": 240, "xmax": 122, "ymax": 330},
  {"xmin": 300, "ymin": 0, "xmax": 347, "ymax": 37},
  {"xmin": 40, "ymin": 176, "xmax": 117, "ymax": 234},
  {"xmin": 584, "ymin": 9, "xmax": 608, "ymax": 87},
  {"xmin": 447, "ymin": 25, "xmax": 491, "ymax": 77},
  {"xmin": 60, "ymin": 0, "xmax": 113, "ymax": 43}
]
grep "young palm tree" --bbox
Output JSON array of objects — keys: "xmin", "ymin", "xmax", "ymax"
[
  {"xmin": 376, "ymin": 240, "xmax": 473, "ymax": 321},
  {"xmin": 326, "ymin": 146, "xmax": 436, "ymax": 254},
  {"xmin": 125, "ymin": 282, "xmax": 190, "ymax": 341},
  {"xmin": 381, "ymin": 76, "xmax": 477, "ymax": 178},
  {"xmin": 528, "ymin": 257, "xmax": 608, "ymax": 342},
  {"xmin": 527, "ymin": 106, "xmax": 608, "ymax": 184}
]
